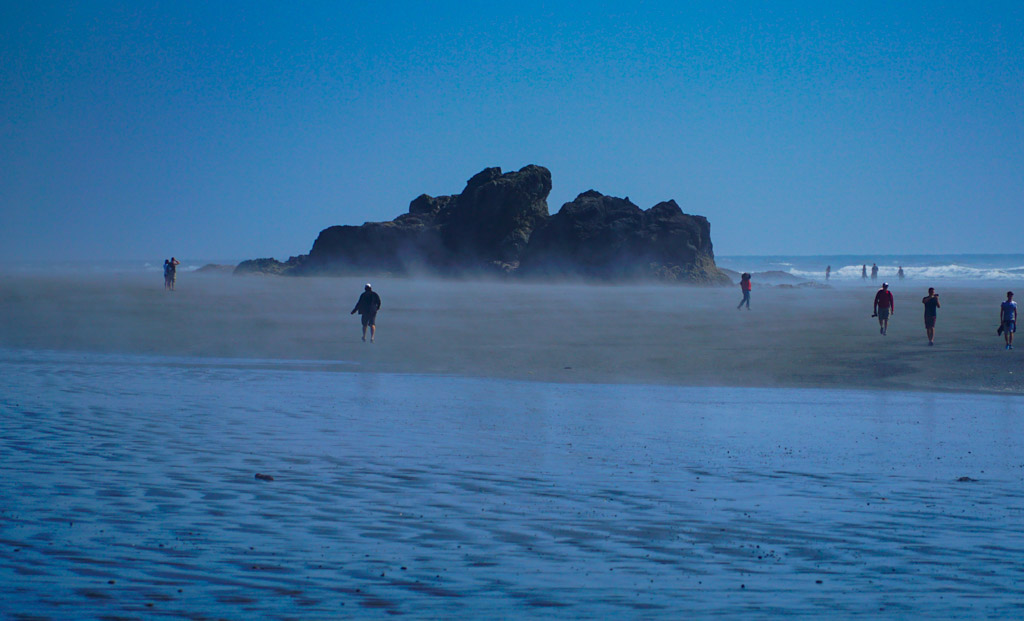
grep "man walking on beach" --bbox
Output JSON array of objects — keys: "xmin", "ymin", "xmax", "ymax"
[
  {"xmin": 351, "ymin": 283, "xmax": 382, "ymax": 342},
  {"xmin": 1000, "ymin": 291, "xmax": 1016, "ymax": 350},
  {"xmin": 873, "ymin": 282, "xmax": 894, "ymax": 335},
  {"xmin": 737, "ymin": 273, "xmax": 752, "ymax": 310},
  {"xmin": 922, "ymin": 287, "xmax": 940, "ymax": 346},
  {"xmin": 825, "ymin": 265, "xmax": 831, "ymax": 280},
  {"xmin": 862, "ymin": 265, "xmax": 867, "ymax": 279},
  {"xmin": 871, "ymin": 263, "xmax": 879, "ymax": 281}
]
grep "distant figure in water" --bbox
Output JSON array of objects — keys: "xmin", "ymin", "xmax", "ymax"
[
  {"xmin": 862, "ymin": 265, "xmax": 867, "ymax": 279},
  {"xmin": 351, "ymin": 283, "xmax": 382, "ymax": 342},
  {"xmin": 873, "ymin": 282, "xmax": 894, "ymax": 335},
  {"xmin": 164, "ymin": 257, "xmax": 180, "ymax": 291},
  {"xmin": 825, "ymin": 265, "xmax": 831, "ymax": 280},
  {"xmin": 871, "ymin": 263, "xmax": 879, "ymax": 281},
  {"xmin": 1000, "ymin": 291, "xmax": 1016, "ymax": 350},
  {"xmin": 898, "ymin": 266, "xmax": 905, "ymax": 280},
  {"xmin": 737, "ymin": 273, "xmax": 752, "ymax": 310},
  {"xmin": 922, "ymin": 287, "xmax": 940, "ymax": 346}
]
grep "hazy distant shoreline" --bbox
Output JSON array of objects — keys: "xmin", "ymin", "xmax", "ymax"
[{"xmin": 1, "ymin": 271, "xmax": 1020, "ymax": 396}]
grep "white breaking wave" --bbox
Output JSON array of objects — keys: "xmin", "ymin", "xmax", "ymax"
[{"xmin": 789, "ymin": 264, "xmax": 1024, "ymax": 281}]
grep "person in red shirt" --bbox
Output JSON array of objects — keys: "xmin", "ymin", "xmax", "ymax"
[
  {"xmin": 737, "ymin": 272, "xmax": 752, "ymax": 310},
  {"xmin": 873, "ymin": 282, "xmax": 894, "ymax": 335}
]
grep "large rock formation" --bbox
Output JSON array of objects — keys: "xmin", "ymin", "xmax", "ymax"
[
  {"xmin": 235, "ymin": 165, "xmax": 729, "ymax": 284},
  {"xmin": 518, "ymin": 191, "xmax": 728, "ymax": 283}
]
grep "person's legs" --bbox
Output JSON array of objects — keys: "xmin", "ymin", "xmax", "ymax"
[{"xmin": 370, "ymin": 323, "xmax": 376, "ymax": 342}]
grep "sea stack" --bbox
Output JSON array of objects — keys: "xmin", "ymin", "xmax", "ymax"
[{"xmin": 235, "ymin": 165, "xmax": 730, "ymax": 284}]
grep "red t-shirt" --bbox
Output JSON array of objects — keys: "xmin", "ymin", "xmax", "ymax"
[{"xmin": 874, "ymin": 289, "xmax": 894, "ymax": 311}]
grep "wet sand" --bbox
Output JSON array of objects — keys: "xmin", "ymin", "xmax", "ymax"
[
  {"xmin": 2, "ymin": 350, "xmax": 1023, "ymax": 618},
  {"xmin": 0, "ymin": 272, "xmax": 1020, "ymax": 394}
]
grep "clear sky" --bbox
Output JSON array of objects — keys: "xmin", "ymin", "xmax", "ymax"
[{"xmin": 2, "ymin": 1, "xmax": 1022, "ymax": 262}]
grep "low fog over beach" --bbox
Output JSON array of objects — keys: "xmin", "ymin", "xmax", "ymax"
[{"xmin": 2, "ymin": 270, "xmax": 1021, "ymax": 394}]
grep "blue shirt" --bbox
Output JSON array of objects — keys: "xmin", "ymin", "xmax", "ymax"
[{"xmin": 1002, "ymin": 300, "xmax": 1017, "ymax": 322}]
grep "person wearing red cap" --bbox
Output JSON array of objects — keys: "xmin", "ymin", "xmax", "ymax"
[{"xmin": 873, "ymin": 282, "xmax": 894, "ymax": 335}]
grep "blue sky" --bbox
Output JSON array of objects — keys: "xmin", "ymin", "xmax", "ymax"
[{"xmin": 2, "ymin": 1, "xmax": 1022, "ymax": 262}]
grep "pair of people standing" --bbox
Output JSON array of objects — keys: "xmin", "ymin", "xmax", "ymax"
[
  {"xmin": 874, "ymin": 283, "xmax": 939, "ymax": 344},
  {"xmin": 163, "ymin": 257, "xmax": 180, "ymax": 291}
]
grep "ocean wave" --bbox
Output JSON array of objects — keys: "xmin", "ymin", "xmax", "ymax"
[{"xmin": 790, "ymin": 264, "xmax": 1024, "ymax": 281}]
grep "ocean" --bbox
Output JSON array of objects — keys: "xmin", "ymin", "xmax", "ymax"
[{"xmin": 718, "ymin": 254, "xmax": 1024, "ymax": 283}]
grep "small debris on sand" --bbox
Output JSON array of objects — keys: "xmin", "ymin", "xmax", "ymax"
[
  {"xmin": 956, "ymin": 476, "xmax": 977, "ymax": 482},
  {"xmin": 254, "ymin": 473, "xmax": 274, "ymax": 481}
]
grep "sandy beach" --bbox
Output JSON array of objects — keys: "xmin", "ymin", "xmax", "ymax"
[
  {"xmin": 0, "ymin": 271, "xmax": 1020, "ymax": 394},
  {"xmin": 2, "ymin": 349, "xmax": 1023, "ymax": 618},
  {"xmin": 2, "ymin": 272, "xmax": 1024, "ymax": 619}
]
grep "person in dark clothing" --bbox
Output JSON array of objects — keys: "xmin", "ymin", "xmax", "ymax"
[
  {"xmin": 1001, "ymin": 291, "xmax": 1017, "ymax": 350},
  {"xmin": 165, "ymin": 257, "xmax": 180, "ymax": 291},
  {"xmin": 351, "ymin": 283, "xmax": 382, "ymax": 342},
  {"xmin": 873, "ymin": 282, "xmax": 894, "ymax": 335},
  {"xmin": 871, "ymin": 263, "xmax": 879, "ymax": 281},
  {"xmin": 737, "ymin": 273, "xmax": 752, "ymax": 310},
  {"xmin": 922, "ymin": 287, "xmax": 940, "ymax": 346}
]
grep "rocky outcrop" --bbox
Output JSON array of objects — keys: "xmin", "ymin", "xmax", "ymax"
[
  {"xmin": 518, "ymin": 191, "xmax": 729, "ymax": 284},
  {"xmin": 235, "ymin": 165, "xmax": 729, "ymax": 284},
  {"xmin": 278, "ymin": 165, "xmax": 552, "ymax": 276}
]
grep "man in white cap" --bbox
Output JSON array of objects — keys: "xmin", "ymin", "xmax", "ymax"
[
  {"xmin": 873, "ymin": 282, "xmax": 894, "ymax": 335},
  {"xmin": 351, "ymin": 283, "xmax": 382, "ymax": 342}
]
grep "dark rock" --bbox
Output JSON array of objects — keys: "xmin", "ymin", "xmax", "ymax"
[
  {"xmin": 254, "ymin": 473, "xmax": 274, "ymax": 481},
  {"xmin": 237, "ymin": 165, "xmax": 728, "ymax": 284},
  {"xmin": 195, "ymin": 264, "xmax": 234, "ymax": 274},
  {"xmin": 518, "ymin": 191, "xmax": 729, "ymax": 284},
  {"xmin": 234, "ymin": 256, "xmax": 305, "ymax": 276},
  {"xmin": 293, "ymin": 165, "xmax": 551, "ymax": 276}
]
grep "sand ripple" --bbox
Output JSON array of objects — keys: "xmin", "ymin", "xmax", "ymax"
[{"xmin": 2, "ymin": 349, "xmax": 1024, "ymax": 618}]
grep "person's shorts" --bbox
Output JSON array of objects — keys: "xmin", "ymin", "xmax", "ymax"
[
  {"xmin": 361, "ymin": 312, "xmax": 377, "ymax": 327},
  {"xmin": 877, "ymin": 308, "xmax": 890, "ymax": 320},
  {"xmin": 924, "ymin": 315, "xmax": 936, "ymax": 329},
  {"xmin": 1003, "ymin": 321, "xmax": 1016, "ymax": 334}
]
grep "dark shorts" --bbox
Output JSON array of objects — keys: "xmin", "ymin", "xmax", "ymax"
[
  {"xmin": 361, "ymin": 312, "xmax": 377, "ymax": 327},
  {"xmin": 1003, "ymin": 321, "xmax": 1016, "ymax": 334},
  {"xmin": 877, "ymin": 308, "xmax": 890, "ymax": 320},
  {"xmin": 924, "ymin": 315, "xmax": 936, "ymax": 328}
]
